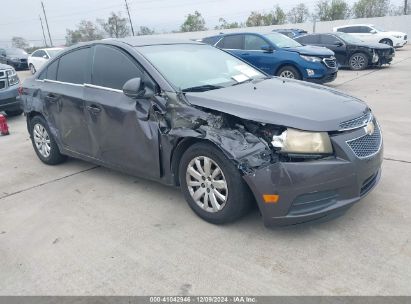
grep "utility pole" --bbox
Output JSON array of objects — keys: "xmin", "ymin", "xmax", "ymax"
[
  {"xmin": 124, "ymin": 0, "xmax": 135, "ymax": 36},
  {"xmin": 405, "ymin": 0, "xmax": 408, "ymax": 14},
  {"xmin": 41, "ymin": 1, "xmax": 53, "ymax": 46},
  {"xmin": 39, "ymin": 15, "xmax": 48, "ymax": 47}
]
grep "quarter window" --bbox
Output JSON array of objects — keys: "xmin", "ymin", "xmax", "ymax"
[
  {"xmin": 57, "ymin": 47, "xmax": 91, "ymax": 84},
  {"xmin": 244, "ymin": 35, "xmax": 268, "ymax": 50},
  {"xmin": 91, "ymin": 45, "xmax": 143, "ymax": 90}
]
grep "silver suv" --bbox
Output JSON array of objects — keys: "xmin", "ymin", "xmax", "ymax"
[{"xmin": 0, "ymin": 63, "xmax": 22, "ymax": 116}]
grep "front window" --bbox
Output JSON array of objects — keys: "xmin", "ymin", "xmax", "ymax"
[
  {"xmin": 138, "ymin": 44, "xmax": 265, "ymax": 92},
  {"xmin": 264, "ymin": 33, "xmax": 302, "ymax": 48}
]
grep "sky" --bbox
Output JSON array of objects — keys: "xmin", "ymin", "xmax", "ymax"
[{"xmin": 0, "ymin": 0, "xmax": 404, "ymax": 47}]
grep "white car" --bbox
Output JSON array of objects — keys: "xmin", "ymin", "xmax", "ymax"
[
  {"xmin": 333, "ymin": 24, "xmax": 408, "ymax": 48},
  {"xmin": 28, "ymin": 48, "xmax": 64, "ymax": 74}
]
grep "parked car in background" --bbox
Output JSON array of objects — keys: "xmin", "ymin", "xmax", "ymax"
[
  {"xmin": 272, "ymin": 28, "xmax": 307, "ymax": 38},
  {"xmin": 20, "ymin": 37, "xmax": 382, "ymax": 226},
  {"xmin": 0, "ymin": 48, "xmax": 29, "ymax": 70},
  {"xmin": 333, "ymin": 24, "xmax": 408, "ymax": 48},
  {"xmin": 295, "ymin": 32, "xmax": 395, "ymax": 70},
  {"xmin": 0, "ymin": 63, "xmax": 22, "ymax": 116},
  {"xmin": 28, "ymin": 47, "xmax": 64, "ymax": 74},
  {"xmin": 202, "ymin": 32, "xmax": 338, "ymax": 83}
]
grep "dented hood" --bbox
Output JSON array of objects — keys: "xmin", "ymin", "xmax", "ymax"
[{"xmin": 185, "ymin": 78, "xmax": 368, "ymax": 132}]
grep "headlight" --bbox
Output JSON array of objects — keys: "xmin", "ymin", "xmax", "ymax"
[
  {"xmin": 9, "ymin": 57, "xmax": 20, "ymax": 62},
  {"xmin": 271, "ymin": 128, "xmax": 333, "ymax": 154},
  {"xmin": 300, "ymin": 55, "xmax": 322, "ymax": 62},
  {"xmin": 393, "ymin": 35, "xmax": 402, "ymax": 39},
  {"xmin": 6, "ymin": 69, "xmax": 19, "ymax": 86}
]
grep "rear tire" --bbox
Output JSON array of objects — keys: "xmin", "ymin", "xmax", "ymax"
[
  {"xmin": 276, "ymin": 65, "xmax": 301, "ymax": 80},
  {"xmin": 349, "ymin": 53, "xmax": 369, "ymax": 70},
  {"xmin": 29, "ymin": 116, "xmax": 66, "ymax": 165},
  {"xmin": 379, "ymin": 39, "xmax": 393, "ymax": 47},
  {"xmin": 179, "ymin": 142, "xmax": 253, "ymax": 225},
  {"xmin": 29, "ymin": 64, "xmax": 36, "ymax": 74},
  {"xmin": 5, "ymin": 109, "xmax": 23, "ymax": 117}
]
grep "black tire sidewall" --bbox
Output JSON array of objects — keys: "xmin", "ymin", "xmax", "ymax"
[
  {"xmin": 277, "ymin": 65, "xmax": 301, "ymax": 80},
  {"xmin": 29, "ymin": 116, "xmax": 65, "ymax": 165},
  {"xmin": 5, "ymin": 109, "xmax": 23, "ymax": 117},
  {"xmin": 179, "ymin": 142, "xmax": 252, "ymax": 224},
  {"xmin": 349, "ymin": 53, "xmax": 368, "ymax": 70}
]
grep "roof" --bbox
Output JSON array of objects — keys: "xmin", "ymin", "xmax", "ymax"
[
  {"xmin": 335, "ymin": 24, "xmax": 373, "ymax": 28},
  {"xmin": 107, "ymin": 36, "xmax": 203, "ymax": 47}
]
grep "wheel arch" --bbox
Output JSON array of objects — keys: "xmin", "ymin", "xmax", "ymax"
[{"xmin": 274, "ymin": 62, "xmax": 303, "ymax": 79}]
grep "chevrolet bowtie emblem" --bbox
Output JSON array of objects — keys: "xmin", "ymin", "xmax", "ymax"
[{"xmin": 364, "ymin": 121, "xmax": 375, "ymax": 136}]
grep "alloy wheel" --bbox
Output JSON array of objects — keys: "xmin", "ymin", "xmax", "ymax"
[
  {"xmin": 279, "ymin": 70, "xmax": 295, "ymax": 78},
  {"xmin": 185, "ymin": 156, "xmax": 228, "ymax": 213},
  {"xmin": 33, "ymin": 123, "xmax": 51, "ymax": 158},
  {"xmin": 350, "ymin": 55, "xmax": 366, "ymax": 70}
]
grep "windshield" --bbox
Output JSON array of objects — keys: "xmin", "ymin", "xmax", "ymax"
[
  {"xmin": 335, "ymin": 32, "xmax": 364, "ymax": 44},
  {"xmin": 6, "ymin": 48, "xmax": 27, "ymax": 56},
  {"xmin": 264, "ymin": 32, "xmax": 302, "ymax": 48},
  {"xmin": 372, "ymin": 25, "xmax": 385, "ymax": 32},
  {"xmin": 46, "ymin": 49, "xmax": 63, "ymax": 58},
  {"xmin": 138, "ymin": 44, "xmax": 265, "ymax": 92}
]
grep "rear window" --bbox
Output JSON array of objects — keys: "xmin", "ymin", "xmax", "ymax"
[{"xmin": 57, "ymin": 47, "xmax": 91, "ymax": 84}]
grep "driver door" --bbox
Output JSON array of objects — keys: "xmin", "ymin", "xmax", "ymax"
[{"xmin": 83, "ymin": 44, "xmax": 161, "ymax": 179}]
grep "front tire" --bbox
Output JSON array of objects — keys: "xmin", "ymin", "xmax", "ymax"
[
  {"xmin": 379, "ymin": 39, "xmax": 393, "ymax": 46},
  {"xmin": 29, "ymin": 116, "xmax": 66, "ymax": 165},
  {"xmin": 349, "ymin": 53, "xmax": 369, "ymax": 70},
  {"xmin": 179, "ymin": 142, "xmax": 253, "ymax": 224},
  {"xmin": 276, "ymin": 65, "xmax": 301, "ymax": 80},
  {"xmin": 29, "ymin": 64, "xmax": 36, "ymax": 74}
]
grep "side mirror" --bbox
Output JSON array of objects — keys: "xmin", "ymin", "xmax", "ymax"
[
  {"xmin": 43, "ymin": 55, "xmax": 49, "ymax": 59},
  {"xmin": 370, "ymin": 29, "xmax": 377, "ymax": 34},
  {"xmin": 261, "ymin": 45, "xmax": 274, "ymax": 53},
  {"xmin": 123, "ymin": 77, "xmax": 145, "ymax": 98},
  {"xmin": 334, "ymin": 41, "xmax": 344, "ymax": 46}
]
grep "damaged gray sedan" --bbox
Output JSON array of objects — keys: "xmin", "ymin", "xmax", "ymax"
[{"xmin": 20, "ymin": 37, "xmax": 383, "ymax": 226}]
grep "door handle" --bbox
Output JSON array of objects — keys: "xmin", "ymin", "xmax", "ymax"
[
  {"xmin": 86, "ymin": 105, "xmax": 101, "ymax": 114},
  {"xmin": 45, "ymin": 93, "xmax": 58, "ymax": 103}
]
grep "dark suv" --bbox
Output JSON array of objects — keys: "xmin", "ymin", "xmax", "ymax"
[
  {"xmin": 0, "ymin": 48, "xmax": 29, "ymax": 70},
  {"xmin": 20, "ymin": 38, "xmax": 382, "ymax": 227}
]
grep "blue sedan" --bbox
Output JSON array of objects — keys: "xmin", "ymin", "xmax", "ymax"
[{"xmin": 201, "ymin": 32, "xmax": 338, "ymax": 83}]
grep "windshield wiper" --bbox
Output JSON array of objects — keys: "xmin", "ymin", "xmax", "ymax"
[{"xmin": 182, "ymin": 84, "xmax": 223, "ymax": 93}]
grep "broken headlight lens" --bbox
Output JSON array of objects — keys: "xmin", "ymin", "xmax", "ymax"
[{"xmin": 271, "ymin": 128, "xmax": 333, "ymax": 154}]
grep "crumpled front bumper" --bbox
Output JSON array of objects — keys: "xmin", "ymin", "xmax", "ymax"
[{"xmin": 243, "ymin": 126, "xmax": 383, "ymax": 226}]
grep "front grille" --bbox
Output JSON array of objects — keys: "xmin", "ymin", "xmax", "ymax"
[
  {"xmin": 360, "ymin": 172, "xmax": 379, "ymax": 196},
  {"xmin": 323, "ymin": 57, "xmax": 337, "ymax": 68},
  {"xmin": 0, "ymin": 80, "xmax": 6, "ymax": 90},
  {"xmin": 346, "ymin": 121, "xmax": 382, "ymax": 159},
  {"xmin": 339, "ymin": 112, "xmax": 372, "ymax": 130},
  {"xmin": 20, "ymin": 59, "xmax": 27, "ymax": 63},
  {"xmin": 405, "ymin": 35, "xmax": 407, "ymax": 40}
]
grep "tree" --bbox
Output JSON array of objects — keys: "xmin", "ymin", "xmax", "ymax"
[
  {"xmin": 215, "ymin": 18, "xmax": 241, "ymax": 29},
  {"xmin": 11, "ymin": 37, "xmax": 29, "ymax": 49},
  {"xmin": 138, "ymin": 26, "xmax": 155, "ymax": 35},
  {"xmin": 98, "ymin": 12, "xmax": 130, "ymax": 38},
  {"xmin": 287, "ymin": 3, "xmax": 310, "ymax": 23},
  {"xmin": 180, "ymin": 11, "xmax": 207, "ymax": 32},
  {"xmin": 352, "ymin": 0, "xmax": 390, "ymax": 18},
  {"xmin": 245, "ymin": 6, "xmax": 286, "ymax": 27},
  {"xmin": 315, "ymin": 0, "xmax": 350, "ymax": 21},
  {"xmin": 66, "ymin": 20, "xmax": 103, "ymax": 46}
]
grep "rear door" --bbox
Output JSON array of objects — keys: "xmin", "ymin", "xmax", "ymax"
[
  {"xmin": 41, "ymin": 47, "xmax": 93, "ymax": 156},
  {"xmin": 83, "ymin": 44, "xmax": 161, "ymax": 178},
  {"xmin": 216, "ymin": 34, "xmax": 244, "ymax": 58}
]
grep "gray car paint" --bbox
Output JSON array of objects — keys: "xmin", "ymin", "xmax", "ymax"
[{"xmin": 20, "ymin": 37, "xmax": 383, "ymax": 226}]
